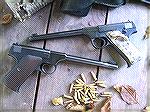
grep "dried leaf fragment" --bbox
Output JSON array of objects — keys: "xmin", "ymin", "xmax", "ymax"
[
  {"xmin": 85, "ymin": 102, "xmax": 95, "ymax": 112},
  {"xmin": 144, "ymin": 26, "xmax": 150, "ymax": 39},
  {"xmin": 101, "ymin": 97, "xmax": 111, "ymax": 112},
  {"xmin": 143, "ymin": 106, "xmax": 150, "ymax": 112},
  {"xmin": 121, "ymin": 85, "xmax": 138, "ymax": 105},
  {"xmin": 114, "ymin": 84, "xmax": 138, "ymax": 105},
  {"xmin": 52, "ymin": 97, "xmax": 63, "ymax": 106},
  {"xmin": 2, "ymin": 13, "xmax": 13, "ymax": 25},
  {"xmin": 113, "ymin": 84, "xmax": 121, "ymax": 93}
]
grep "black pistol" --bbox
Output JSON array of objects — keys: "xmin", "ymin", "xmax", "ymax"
[
  {"xmin": 28, "ymin": 21, "xmax": 141, "ymax": 67},
  {"xmin": 3, "ymin": 43, "xmax": 118, "ymax": 92}
]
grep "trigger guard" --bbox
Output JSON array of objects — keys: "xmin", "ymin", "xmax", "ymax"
[
  {"xmin": 91, "ymin": 38, "xmax": 108, "ymax": 49},
  {"xmin": 41, "ymin": 64, "xmax": 56, "ymax": 74},
  {"xmin": 91, "ymin": 39, "xmax": 99, "ymax": 49}
]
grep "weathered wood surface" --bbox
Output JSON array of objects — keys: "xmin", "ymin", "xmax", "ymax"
[
  {"xmin": 35, "ymin": 1, "xmax": 108, "ymax": 111},
  {"xmin": 0, "ymin": 0, "xmax": 149, "ymax": 112},
  {"xmin": 147, "ymin": 6, "xmax": 150, "ymax": 108},
  {"xmin": 101, "ymin": 3, "xmax": 149, "ymax": 112},
  {"xmin": 0, "ymin": 0, "xmax": 51, "ymax": 111},
  {"xmin": 35, "ymin": 2, "xmax": 150, "ymax": 112}
]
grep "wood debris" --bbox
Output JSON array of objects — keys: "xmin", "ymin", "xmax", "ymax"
[
  {"xmin": 143, "ymin": 106, "xmax": 150, "ymax": 112},
  {"xmin": 144, "ymin": 26, "xmax": 150, "ymax": 39},
  {"xmin": 85, "ymin": 102, "xmax": 95, "ymax": 112},
  {"xmin": 113, "ymin": 84, "xmax": 138, "ymax": 105},
  {"xmin": 1, "ymin": 13, "xmax": 13, "ymax": 25},
  {"xmin": 101, "ymin": 97, "xmax": 111, "ymax": 112},
  {"xmin": 113, "ymin": 84, "xmax": 121, "ymax": 93}
]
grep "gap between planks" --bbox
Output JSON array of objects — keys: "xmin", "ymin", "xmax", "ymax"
[
  {"xmin": 32, "ymin": 2, "xmax": 54, "ymax": 112},
  {"xmin": 96, "ymin": 7, "xmax": 109, "ymax": 79}
]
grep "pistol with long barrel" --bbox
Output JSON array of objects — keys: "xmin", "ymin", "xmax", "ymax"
[
  {"xmin": 28, "ymin": 21, "xmax": 141, "ymax": 67},
  {"xmin": 3, "ymin": 43, "xmax": 118, "ymax": 92}
]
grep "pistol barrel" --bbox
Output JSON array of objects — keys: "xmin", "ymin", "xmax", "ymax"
[
  {"xmin": 66, "ymin": 54, "xmax": 118, "ymax": 69},
  {"xmin": 28, "ymin": 29, "xmax": 83, "ymax": 42}
]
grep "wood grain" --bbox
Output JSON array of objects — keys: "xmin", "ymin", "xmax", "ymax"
[
  {"xmin": 99, "ymin": 3, "xmax": 149, "ymax": 111},
  {"xmin": 147, "ymin": 6, "xmax": 150, "ymax": 107},
  {"xmin": 0, "ymin": 0, "xmax": 149, "ymax": 112},
  {"xmin": 0, "ymin": 0, "xmax": 51, "ymax": 111},
  {"xmin": 35, "ymin": 1, "xmax": 108, "ymax": 111}
]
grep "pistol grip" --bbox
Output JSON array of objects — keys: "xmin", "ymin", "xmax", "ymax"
[
  {"xmin": 3, "ymin": 55, "xmax": 42, "ymax": 92},
  {"xmin": 107, "ymin": 31, "xmax": 141, "ymax": 67}
]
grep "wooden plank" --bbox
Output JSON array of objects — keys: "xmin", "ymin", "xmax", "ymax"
[
  {"xmin": 35, "ymin": 1, "xmax": 108, "ymax": 111},
  {"xmin": 147, "ymin": 7, "xmax": 150, "ymax": 107},
  {"xmin": 0, "ymin": 0, "xmax": 51, "ymax": 111},
  {"xmin": 100, "ymin": 3, "xmax": 149, "ymax": 111}
]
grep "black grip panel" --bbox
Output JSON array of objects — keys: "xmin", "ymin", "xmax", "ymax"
[{"xmin": 3, "ymin": 55, "xmax": 42, "ymax": 92}]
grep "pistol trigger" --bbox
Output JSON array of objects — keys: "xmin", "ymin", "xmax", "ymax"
[
  {"xmin": 91, "ymin": 39, "xmax": 99, "ymax": 49},
  {"xmin": 122, "ymin": 28, "xmax": 127, "ymax": 34},
  {"xmin": 106, "ymin": 41, "xmax": 111, "ymax": 46}
]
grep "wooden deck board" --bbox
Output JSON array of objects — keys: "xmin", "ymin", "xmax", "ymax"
[
  {"xmin": 35, "ymin": 2, "xmax": 149, "ymax": 112},
  {"xmin": 35, "ymin": 1, "xmax": 108, "ymax": 111},
  {"xmin": 147, "ymin": 6, "xmax": 150, "ymax": 107},
  {"xmin": 0, "ymin": 0, "xmax": 51, "ymax": 111},
  {"xmin": 100, "ymin": 3, "xmax": 149, "ymax": 111},
  {"xmin": 0, "ymin": 0, "xmax": 149, "ymax": 112}
]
